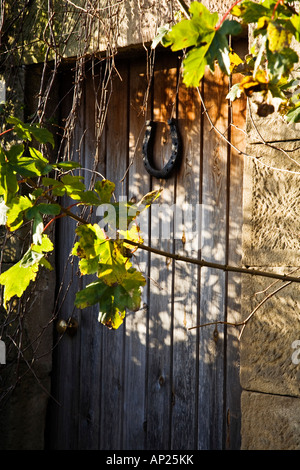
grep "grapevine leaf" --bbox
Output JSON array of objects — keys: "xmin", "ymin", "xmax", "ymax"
[
  {"xmin": 226, "ymin": 83, "xmax": 244, "ymax": 101},
  {"xmin": 72, "ymin": 223, "xmax": 107, "ymax": 260},
  {"xmin": 94, "ymin": 179, "xmax": 115, "ymax": 203},
  {"xmin": 290, "ymin": 14, "xmax": 300, "ymax": 41},
  {"xmin": 75, "ymin": 190, "xmax": 101, "ymax": 205},
  {"xmin": 163, "ymin": 18, "xmax": 204, "ymax": 51},
  {"xmin": 267, "ymin": 21, "xmax": 293, "ymax": 52},
  {"xmin": 75, "ymin": 280, "xmax": 108, "ymax": 309},
  {"xmin": 182, "ymin": 46, "xmax": 209, "ymax": 87},
  {"xmin": 0, "ymin": 161, "xmax": 19, "ymax": 203},
  {"xmin": 0, "ymin": 235, "xmax": 53, "ymax": 308},
  {"xmin": 26, "ymin": 206, "xmax": 44, "ymax": 244},
  {"xmin": 54, "ymin": 161, "xmax": 81, "ymax": 170},
  {"xmin": 162, "ymin": 2, "xmax": 218, "ymax": 51},
  {"xmin": 33, "ymin": 211, "xmax": 44, "ymax": 245},
  {"xmin": 6, "ymin": 143, "xmax": 24, "ymax": 162},
  {"xmin": 119, "ymin": 222, "xmax": 143, "ymax": 244},
  {"xmin": 6, "ymin": 195, "xmax": 33, "ymax": 230},
  {"xmin": 29, "ymin": 126, "xmax": 55, "ymax": 148},
  {"xmin": 218, "ymin": 19, "xmax": 242, "ymax": 37},
  {"xmin": 189, "ymin": 1, "xmax": 219, "ymax": 30},
  {"xmin": 152, "ymin": 24, "xmax": 171, "ymax": 49},
  {"xmin": 36, "ymin": 203, "xmax": 61, "ymax": 216},
  {"xmin": 75, "ymin": 281, "xmax": 126, "ymax": 329},
  {"xmin": 266, "ymin": 47, "xmax": 298, "ymax": 79},
  {"xmin": 286, "ymin": 104, "xmax": 300, "ymax": 122},
  {"xmin": 61, "ymin": 174, "xmax": 86, "ymax": 199},
  {"xmin": 231, "ymin": 1, "xmax": 269, "ymax": 24},
  {"xmin": 75, "ymin": 266, "xmax": 146, "ymax": 329},
  {"xmin": 137, "ymin": 188, "xmax": 162, "ymax": 208},
  {"xmin": 78, "ymin": 257, "xmax": 100, "ymax": 275},
  {"xmin": 0, "ymin": 259, "xmax": 39, "ymax": 308},
  {"xmin": 31, "ymin": 234, "xmax": 54, "ymax": 253},
  {"xmin": 206, "ymin": 29, "xmax": 231, "ymax": 75},
  {"xmin": 7, "ymin": 116, "xmax": 54, "ymax": 147}
]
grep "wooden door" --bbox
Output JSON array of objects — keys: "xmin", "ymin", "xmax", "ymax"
[{"xmin": 47, "ymin": 48, "xmax": 246, "ymax": 450}]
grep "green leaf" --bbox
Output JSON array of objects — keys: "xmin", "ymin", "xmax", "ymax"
[
  {"xmin": 266, "ymin": 47, "xmax": 298, "ymax": 79},
  {"xmin": 29, "ymin": 126, "xmax": 55, "ymax": 148},
  {"xmin": 226, "ymin": 83, "xmax": 243, "ymax": 101},
  {"xmin": 33, "ymin": 211, "xmax": 44, "ymax": 245},
  {"xmin": 164, "ymin": 18, "xmax": 203, "ymax": 51},
  {"xmin": 75, "ymin": 281, "xmax": 126, "ymax": 329},
  {"xmin": 0, "ymin": 259, "xmax": 39, "ymax": 308},
  {"xmin": 94, "ymin": 179, "xmax": 115, "ymax": 203},
  {"xmin": 189, "ymin": 1, "xmax": 219, "ymax": 30},
  {"xmin": 78, "ymin": 256, "xmax": 100, "ymax": 275},
  {"xmin": 61, "ymin": 174, "xmax": 85, "ymax": 199},
  {"xmin": 75, "ymin": 265, "xmax": 146, "ymax": 329},
  {"xmin": 75, "ymin": 190, "xmax": 101, "ymax": 205},
  {"xmin": 36, "ymin": 203, "xmax": 61, "ymax": 216},
  {"xmin": 72, "ymin": 223, "xmax": 107, "ymax": 260},
  {"xmin": 218, "ymin": 19, "xmax": 242, "ymax": 37},
  {"xmin": 6, "ymin": 195, "xmax": 33, "ymax": 230},
  {"xmin": 267, "ymin": 21, "xmax": 293, "ymax": 52},
  {"xmin": 286, "ymin": 104, "xmax": 300, "ymax": 122},
  {"xmin": 6, "ymin": 143, "xmax": 24, "ymax": 162},
  {"xmin": 182, "ymin": 45, "xmax": 209, "ymax": 87},
  {"xmin": 7, "ymin": 116, "xmax": 54, "ymax": 147},
  {"xmin": 6, "ymin": 145, "xmax": 51, "ymax": 178},
  {"xmin": 290, "ymin": 14, "xmax": 300, "ymax": 41},
  {"xmin": 163, "ymin": 1, "xmax": 218, "ymax": 53},
  {"xmin": 206, "ymin": 30, "xmax": 231, "ymax": 75},
  {"xmin": 0, "ymin": 234, "xmax": 53, "ymax": 308},
  {"xmin": 55, "ymin": 161, "xmax": 81, "ymax": 170},
  {"xmin": 0, "ymin": 161, "xmax": 19, "ymax": 203},
  {"xmin": 31, "ymin": 234, "xmax": 54, "ymax": 253},
  {"xmin": 152, "ymin": 24, "xmax": 171, "ymax": 49},
  {"xmin": 231, "ymin": 1, "xmax": 269, "ymax": 24}
]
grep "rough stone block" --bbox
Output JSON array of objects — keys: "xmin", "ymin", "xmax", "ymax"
[
  {"xmin": 240, "ymin": 270, "xmax": 300, "ymax": 397},
  {"xmin": 242, "ymin": 140, "xmax": 300, "ymax": 267},
  {"xmin": 241, "ymin": 391, "xmax": 300, "ymax": 450}
]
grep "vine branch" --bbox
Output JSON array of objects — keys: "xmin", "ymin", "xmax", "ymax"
[{"xmin": 124, "ymin": 238, "xmax": 300, "ymax": 285}]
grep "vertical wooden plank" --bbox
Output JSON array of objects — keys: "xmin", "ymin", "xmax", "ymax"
[
  {"xmin": 50, "ymin": 68, "xmax": 85, "ymax": 449},
  {"xmin": 146, "ymin": 53, "xmax": 177, "ymax": 450},
  {"xmin": 99, "ymin": 61, "xmax": 129, "ymax": 450},
  {"xmin": 123, "ymin": 58, "xmax": 151, "ymax": 449},
  {"xmin": 225, "ymin": 72, "xmax": 246, "ymax": 449},
  {"xmin": 77, "ymin": 71, "xmax": 103, "ymax": 450},
  {"xmin": 170, "ymin": 79, "xmax": 201, "ymax": 449},
  {"xmin": 198, "ymin": 68, "xmax": 229, "ymax": 449}
]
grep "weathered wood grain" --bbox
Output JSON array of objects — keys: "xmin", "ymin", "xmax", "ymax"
[
  {"xmin": 198, "ymin": 68, "xmax": 228, "ymax": 449},
  {"xmin": 123, "ymin": 59, "xmax": 151, "ymax": 450},
  {"xmin": 99, "ymin": 61, "xmax": 129, "ymax": 450},
  {"xmin": 48, "ymin": 52, "xmax": 245, "ymax": 451},
  {"xmin": 170, "ymin": 77, "xmax": 201, "ymax": 450},
  {"xmin": 145, "ymin": 53, "xmax": 177, "ymax": 450},
  {"xmin": 225, "ymin": 72, "xmax": 246, "ymax": 450}
]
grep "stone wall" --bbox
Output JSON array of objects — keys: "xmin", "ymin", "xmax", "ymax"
[{"xmin": 240, "ymin": 106, "xmax": 300, "ymax": 449}]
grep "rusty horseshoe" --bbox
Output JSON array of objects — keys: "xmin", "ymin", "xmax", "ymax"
[{"xmin": 142, "ymin": 118, "xmax": 182, "ymax": 179}]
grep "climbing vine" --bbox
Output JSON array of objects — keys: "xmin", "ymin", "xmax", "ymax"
[
  {"xmin": 155, "ymin": 0, "xmax": 300, "ymax": 123},
  {"xmin": 0, "ymin": 117, "xmax": 160, "ymax": 329},
  {"xmin": 1, "ymin": 0, "xmax": 300, "ymax": 336},
  {"xmin": 1, "ymin": 0, "xmax": 300, "ymax": 337}
]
